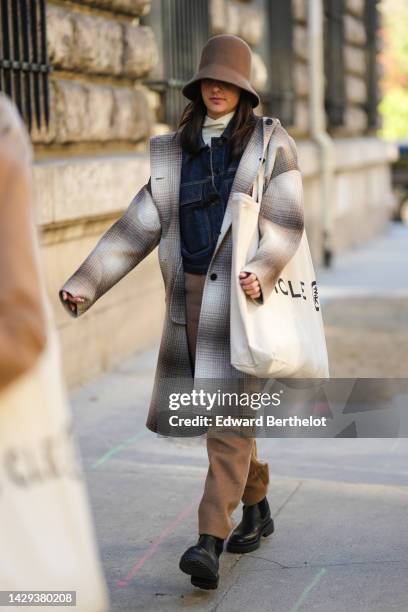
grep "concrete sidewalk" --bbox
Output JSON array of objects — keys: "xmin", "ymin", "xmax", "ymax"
[
  {"xmin": 317, "ymin": 221, "xmax": 408, "ymax": 377},
  {"xmin": 70, "ymin": 221, "xmax": 408, "ymax": 611}
]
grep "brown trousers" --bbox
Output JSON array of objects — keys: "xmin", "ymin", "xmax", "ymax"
[{"xmin": 184, "ymin": 271, "xmax": 270, "ymax": 540}]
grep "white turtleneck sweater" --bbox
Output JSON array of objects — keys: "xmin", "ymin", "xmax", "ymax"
[{"xmin": 201, "ymin": 110, "xmax": 235, "ymax": 146}]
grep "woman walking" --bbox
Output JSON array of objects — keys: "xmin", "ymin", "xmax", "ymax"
[{"xmin": 60, "ymin": 35, "xmax": 304, "ymax": 590}]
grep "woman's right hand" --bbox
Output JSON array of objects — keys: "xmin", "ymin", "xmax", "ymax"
[{"xmin": 61, "ymin": 290, "xmax": 85, "ymax": 314}]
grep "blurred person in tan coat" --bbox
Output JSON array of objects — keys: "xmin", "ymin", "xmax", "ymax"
[
  {"xmin": 0, "ymin": 92, "xmax": 47, "ymax": 391},
  {"xmin": 0, "ymin": 93, "xmax": 110, "ymax": 611}
]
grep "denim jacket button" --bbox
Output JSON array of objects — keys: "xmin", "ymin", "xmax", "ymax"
[{"xmin": 210, "ymin": 273, "xmax": 217, "ymax": 281}]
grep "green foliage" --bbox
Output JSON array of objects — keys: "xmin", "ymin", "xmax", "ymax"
[
  {"xmin": 379, "ymin": 89, "xmax": 408, "ymax": 140},
  {"xmin": 378, "ymin": 0, "xmax": 408, "ymax": 139}
]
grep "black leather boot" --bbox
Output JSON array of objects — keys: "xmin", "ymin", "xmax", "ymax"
[
  {"xmin": 179, "ymin": 534, "xmax": 224, "ymax": 590},
  {"xmin": 226, "ymin": 497, "xmax": 274, "ymax": 554}
]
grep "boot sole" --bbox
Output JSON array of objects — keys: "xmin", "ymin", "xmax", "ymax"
[
  {"xmin": 191, "ymin": 575, "xmax": 218, "ymax": 590},
  {"xmin": 226, "ymin": 517, "xmax": 275, "ymax": 554},
  {"xmin": 179, "ymin": 555, "xmax": 219, "ymax": 590}
]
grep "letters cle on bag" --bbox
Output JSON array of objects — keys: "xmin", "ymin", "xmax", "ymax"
[
  {"xmin": 230, "ymin": 117, "xmax": 329, "ymax": 379},
  {"xmin": 274, "ymin": 278, "xmax": 321, "ymax": 312}
]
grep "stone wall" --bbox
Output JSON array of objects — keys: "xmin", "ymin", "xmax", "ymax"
[
  {"xmin": 33, "ymin": 0, "xmax": 159, "ymax": 148},
  {"xmin": 209, "ymin": 0, "xmax": 380, "ymax": 138},
  {"xmin": 34, "ymin": 0, "xmax": 165, "ymax": 387}
]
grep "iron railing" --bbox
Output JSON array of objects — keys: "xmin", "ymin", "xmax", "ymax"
[
  {"xmin": 0, "ymin": 0, "xmax": 51, "ymax": 131},
  {"xmin": 143, "ymin": 0, "xmax": 210, "ymax": 128},
  {"xmin": 263, "ymin": 0, "xmax": 295, "ymax": 126}
]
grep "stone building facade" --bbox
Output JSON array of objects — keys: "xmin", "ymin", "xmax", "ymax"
[{"xmin": 19, "ymin": 0, "xmax": 396, "ymax": 385}]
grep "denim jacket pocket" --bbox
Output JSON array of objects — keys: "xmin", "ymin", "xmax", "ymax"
[{"xmin": 179, "ymin": 182, "xmax": 213, "ymax": 256}]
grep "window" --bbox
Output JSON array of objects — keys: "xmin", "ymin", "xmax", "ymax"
[
  {"xmin": 142, "ymin": 0, "xmax": 210, "ymax": 128},
  {"xmin": 324, "ymin": 0, "xmax": 346, "ymax": 128},
  {"xmin": 364, "ymin": 0, "xmax": 379, "ymax": 130},
  {"xmin": 0, "ymin": 0, "xmax": 51, "ymax": 131},
  {"xmin": 263, "ymin": 0, "xmax": 295, "ymax": 126}
]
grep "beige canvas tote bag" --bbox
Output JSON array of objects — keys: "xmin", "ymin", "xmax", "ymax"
[
  {"xmin": 0, "ymin": 312, "xmax": 110, "ymax": 611},
  {"xmin": 230, "ymin": 120, "xmax": 330, "ymax": 379}
]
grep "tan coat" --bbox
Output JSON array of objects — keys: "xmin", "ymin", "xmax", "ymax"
[
  {"xmin": 0, "ymin": 95, "xmax": 47, "ymax": 392},
  {"xmin": 59, "ymin": 116, "xmax": 304, "ymax": 434}
]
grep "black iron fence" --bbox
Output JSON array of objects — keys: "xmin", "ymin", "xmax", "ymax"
[
  {"xmin": 263, "ymin": 0, "xmax": 295, "ymax": 126},
  {"xmin": 142, "ymin": 0, "xmax": 210, "ymax": 128},
  {"xmin": 0, "ymin": 0, "xmax": 51, "ymax": 131}
]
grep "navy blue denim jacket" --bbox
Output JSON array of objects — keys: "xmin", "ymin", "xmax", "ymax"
[
  {"xmin": 178, "ymin": 118, "xmax": 243, "ymax": 274},
  {"xmin": 145, "ymin": 119, "xmax": 243, "ymax": 274}
]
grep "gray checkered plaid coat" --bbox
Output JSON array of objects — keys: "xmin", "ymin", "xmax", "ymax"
[{"xmin": 59, "ymin": 116, "xmax": 304, "ymax": 434}]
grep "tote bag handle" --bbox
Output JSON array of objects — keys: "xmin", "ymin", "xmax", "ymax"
[{"xmin": 251, "ymin": 118, "xmax": 274, "ymax": 205}]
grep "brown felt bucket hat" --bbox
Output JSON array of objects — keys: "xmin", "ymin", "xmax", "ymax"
[{"xmin": 182, "ymin": 35, "xmax": 260, "ymax": 108}]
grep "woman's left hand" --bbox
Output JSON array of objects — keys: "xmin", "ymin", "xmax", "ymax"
[{"xmin": 239, "ymin": 271, "xmax": 261, "ymax": 299}]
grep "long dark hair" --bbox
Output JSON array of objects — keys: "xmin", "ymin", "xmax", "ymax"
[{"xmin": 176, "ymin": 88, "xmax": 258, "ymax": 160}]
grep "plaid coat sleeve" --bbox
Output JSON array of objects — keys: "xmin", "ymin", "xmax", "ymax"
[
  {"xmin": 242, "ymin": 125, "xmax": 305, "ymax": 304},
  {"xmin": 59, "ymin": 181, "xmax": 161, "ymax": 317}
]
